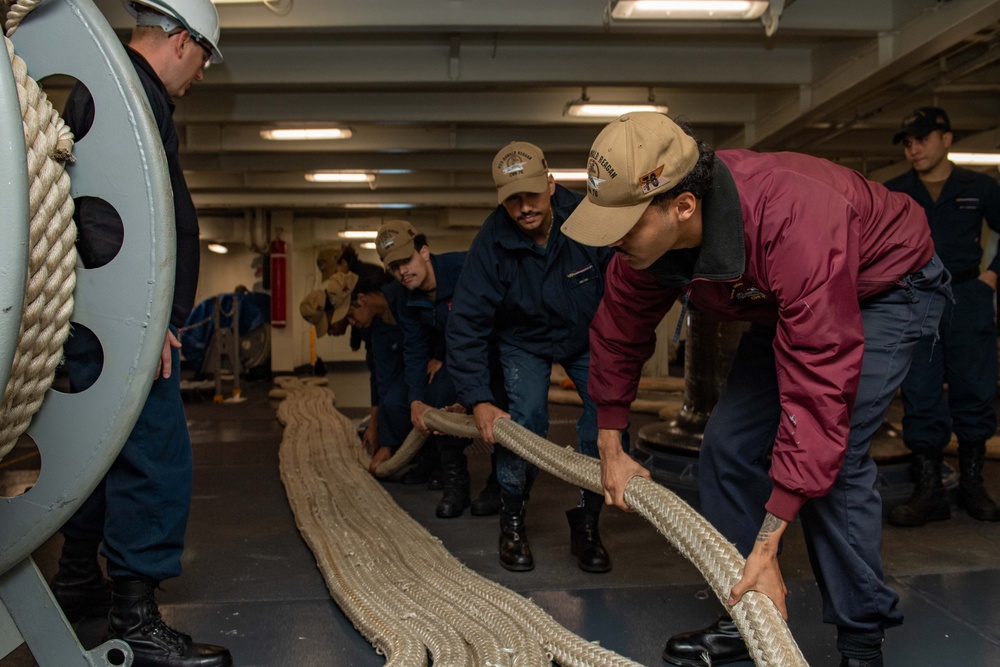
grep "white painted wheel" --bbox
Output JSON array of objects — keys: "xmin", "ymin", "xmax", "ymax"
[
  {"xmin": 0, "ymin": 0, "xmax": 175, "ymax": 574},
  {"xmin": 0, "ymin": 38, "xmax": 29, "ymax": 412}
]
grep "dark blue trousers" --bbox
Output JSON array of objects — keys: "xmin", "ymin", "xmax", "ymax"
[
  {"xmin": 61, "ymin": 327, "xmax": 193, "ymax": 581},
  {"xmin": 901, "ymin": 276, "xmax": 998, "ymax": 451},
  {"xmin": 423, "ymin": 359, "xmax": 471, "ymax": 455},
  {"xmin": 495, "ymin": 342, "xmax": 599, "ymax": 497},
  {"xmin": 377, "ymin": 379, "xmax": 411, "ymax": 451},
  {"xmin": 699, "ymin": 256, "xmax": 947, "ymax": 633}
]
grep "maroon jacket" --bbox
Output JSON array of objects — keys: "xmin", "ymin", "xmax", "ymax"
[{"xmin": 591, "ymin": 149, "xmax": 934, "ymax": 520}]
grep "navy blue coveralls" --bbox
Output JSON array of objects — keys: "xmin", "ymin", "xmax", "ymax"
[
  {"xmin": 348, "ymin": 258, "xmax": 391, "ymax": 352},
  {"xmin": 365, "ymin": 281, "xmax": 409, "ymax": 450},
  {"xmin": 60, "ymin": 48, "xmax": 200, "ymax": 581},
  {"xmin": 396, "ymin": 252, "xmax": 471, "ymax": 453},
  {"xmin": 447, "ymin": 185, "xmax": 614, "ymax": 496},
  {"xmin": 885, "ymin": 165, "xmax": 1000, "ymax": 452}
]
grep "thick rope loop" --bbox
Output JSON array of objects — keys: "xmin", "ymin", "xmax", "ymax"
[
  {"xmin": 372, "ymin": 427, "xmax": 429, "ymax": 478},
  {"xmin": 0, "ymin": 0, "xmax": 77, "ymax": 460},
  {"xmin": 423, "ymin": 410, "xmax": 810, "ymax": 667}
]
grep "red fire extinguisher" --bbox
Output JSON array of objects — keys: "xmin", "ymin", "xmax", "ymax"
[{"xmin": 270, "ymin": 234, "xmax": 287, "ymax": 328}]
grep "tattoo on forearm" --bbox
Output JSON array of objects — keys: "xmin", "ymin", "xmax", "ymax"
[{"xmin": 756, "ymin": 512, "xmax": 785, "ymax": 543}]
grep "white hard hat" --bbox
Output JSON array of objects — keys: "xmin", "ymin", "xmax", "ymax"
[{"xmin": 125, "ymin": 0, "xmax": 223, "ymax": 64}]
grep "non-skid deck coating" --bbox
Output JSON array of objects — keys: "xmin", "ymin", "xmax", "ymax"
[{"xmin": 3, "ymin": 369, "xmax": 999, "ymax": 666}]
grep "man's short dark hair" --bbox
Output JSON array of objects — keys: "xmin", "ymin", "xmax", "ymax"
[
  {"xmin": 413, "ymin": 233, "xmax": 428, "ymax": 251},
  {"xmin": 351, "ymin": 277, "xmax": 385, "ymax": 301},
  {"xmin": 651, "ymin": 118, "xmax": 715, "ymax": 206}
]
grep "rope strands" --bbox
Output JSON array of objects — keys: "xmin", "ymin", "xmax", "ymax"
[
  {"xmin": 424, "ymin": 411, "xmax": 809, "ymax": 667},
  {"xmin": 275, "ymin": 376, "xmax": 646, "ymax": 667},
  {"xmin": 372, "ymin": 425, "xmax": 429, "ymax": 479},
  {"xmin": 277, "ymin": 376, "xmax": 809, "ymax": 665},
  {"xmin": 0, "ymin": 0, "xmax": 77, "ymax": 460}
]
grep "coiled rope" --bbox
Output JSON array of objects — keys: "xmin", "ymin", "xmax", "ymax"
[
  {"xmin": 276, "ymin": 376, "xmax": 645, "ymax": 667},
  {"xmin": 276, "ymin": 376, "xmax": 808, "ymax": 666},
  {"xmin": 0, "ymin": 0, "xmax": 77, "ymax": 460}
]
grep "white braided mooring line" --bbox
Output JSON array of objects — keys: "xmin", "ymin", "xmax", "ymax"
[
  {"xmin": 275, "ymin": 376, "xmax": 646, "ymax": 667},
  {"xmin": 0, "ymin": 0, "xmax": 77, "ymax": 460},
  {"xmin": 423, "ymin": 411, "xmax": 809, "ymax": 667},
  {"xmin": 372, "ymin": 425, "xmax": 429, "ymax": 478}
]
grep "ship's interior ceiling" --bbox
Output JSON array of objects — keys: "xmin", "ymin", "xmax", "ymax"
[{"xmin": 49, "ymin": 0, "xmax": 1000, "ymax": 246}]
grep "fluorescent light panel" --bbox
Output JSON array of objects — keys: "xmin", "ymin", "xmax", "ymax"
[
  {"xmin": 207, "ymin": 243, "xmax": 229, "ymax": 254},
  {"xmin": 343, "ymin": 203, "xmax": 415, "ymax": 209},
  {"xmin": 948, "ymin": 152, "xmax": 1000, "ymax": 166},
  {"xmin": 261, "ymin": 128, "xmax": 352, "ymax": 141},
  {"xmin": 305, "ymin": 172, "xmax": 374, "ymax": 183},
  {"xmin": 338, "ymin": 230, "xmax": 379, "ymax": 239},
  {"xmin": 611, "ymin": 1, "xmax": 769, "ymax": 20},
  {"xmin": 550, "ymin": 170, "xmax": 589, "ymax": 180},
  {"xmin": 566, "ymin": 103, "xmax": 669, "ymax": 118}
]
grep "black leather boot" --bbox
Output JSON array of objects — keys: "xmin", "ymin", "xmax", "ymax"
[
  {"xmin": 109, "ymin": 578, "xmax": 232, "ymax": 667},
  {"xmin": 436, "ymin": 445, "xmax": 470, "ymax": 518},
  {"xmin": 50, "ymin": 537, "xmax": 112, "ymax": 623},
  {"xmin": 398, "ymin": 447, "xmax": 433, "ymax": 485},
  {"xmin": 427, "ymin": 451, "xmax": 444, "ymax": 491},
  {"xmin": 662, "ymin": 614, "xmax": 749, "ymax": 666},
  {"xmin": 499, "ymin": 493, "xmax": 533, "ymax": 572},
  {"xmin": 888, "ymin": 451, "xmax": 950, "ymax": 527},
  {"xmin": 471, "ymin": 456, "xmax": 502, "ymax": 516},
  {"xmin": 957, "ymin": 442, "xmax": 1000, "ymax": 521},
  {"xmin": 837, "ymin": 628, "xmax": 884, "ymax": 667},
  {"xmin": 566, "ymin": 504, "xmax": 611, "ymax": 573}
]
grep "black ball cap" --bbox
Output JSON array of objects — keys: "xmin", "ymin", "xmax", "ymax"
[{"xmin": 893, "ymin": 107, "xmax": 951, "ymax": 144}]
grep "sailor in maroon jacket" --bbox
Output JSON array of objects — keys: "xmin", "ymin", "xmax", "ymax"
[{"xmin": 562, "ymin": 112, "xmax": 949, "ymax": 667}]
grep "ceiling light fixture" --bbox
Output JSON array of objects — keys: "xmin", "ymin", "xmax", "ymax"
[
  {"xmin": 338, "ymin": 230, "xmax": 379, "ymax": 239},
  {"xmin": 305, "ymin": 172, "xmax": 375, "ymax": 183},
  {"xmin": 565, "ymin": 87, "xmax": 668, "ymax": 119},
  {"xmin": 261, "ymin": 127, "xmax": 352, "ymax": 141},
  {"xmin": 342, "ymin": 203, "xmax": 416, "ymax": 210},
  {"xmin": 207, "ymin": 243, "xmax": 229, "ymax": 254},
  {"xmin": 549, "ymin": 170, "xmax": 590, "ymax": 180},
  {"xmin": 610, "ymin": 0, "xmax": 770, "ymax": 20},
  {"xmin": 211, "ymin": 0, "xmax": 293, "ymax": 16},
  {"xmin": 948, "ymin": 152, "xmax": 1000, "ymax": 166},
  {"xmin": 360, "ymin": 242, "xmax": 377, "ymax": 250}
]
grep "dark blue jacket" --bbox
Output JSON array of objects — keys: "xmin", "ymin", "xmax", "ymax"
[
  {"xmin": 63, "ymin": 47, "xmax": 200, "ymax": 329},
  {"xmin": 365, "ymin": 282, "xmax": 406, "ymax": 408},
  {"xmin": 446, "ymin": 184, "xmax": 613, "ymax": 407},
  {"xmin": 885, "ymin": 165, "xmax": 1000, "ymax": 276},
  {"xmin": 349, "ymin": 257, "xmax": 392, "ymax": 352},
  {"xmin": 395, "ymin": 252, "xmax": 467, "ymax": 404}
]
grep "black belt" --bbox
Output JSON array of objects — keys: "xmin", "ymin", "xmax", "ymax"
[{"xmin": 950, "ymin": 268, "xmax": 980, "ymax": 284}]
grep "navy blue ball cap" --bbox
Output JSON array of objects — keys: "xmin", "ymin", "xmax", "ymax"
[{"xmin": 893, "ymin": 107, "xmax": 951, "ymax": 144}]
